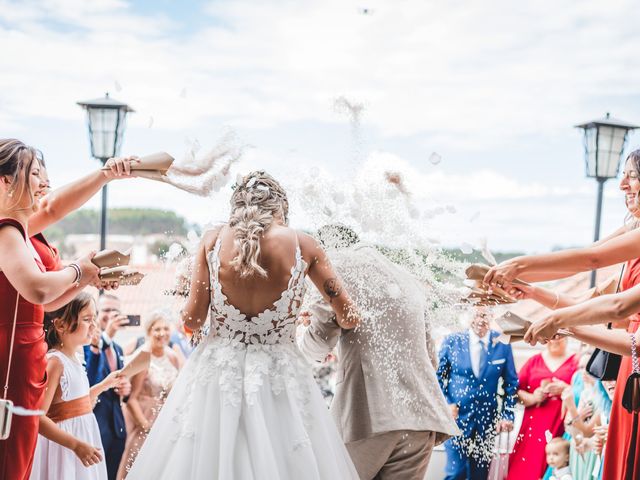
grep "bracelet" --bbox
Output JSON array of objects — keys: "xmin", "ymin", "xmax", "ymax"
[
  {"xmin": 551, "ymin": 291, "xmax": 560, "ymax": 309},
  {"xmin": 67, "ymin": 263, "xmax": 82, "ymax": 285}
]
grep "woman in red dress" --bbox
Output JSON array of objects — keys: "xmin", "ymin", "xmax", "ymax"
[
  {"xmin": 0, "ymin": 139, "xmax": 100, "ymax": 480},
  {"xmin": 485, "ymin": 152, "xmax": 640, "ymax": 479},
  {"xmin": 507, "ymin": 339, "xmax": 578, "ymax": 480}
]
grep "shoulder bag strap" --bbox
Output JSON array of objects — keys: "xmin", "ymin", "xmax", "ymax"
[{"xmin": 3, "ymin": 291, "xmax": 20, "ymax": 401}]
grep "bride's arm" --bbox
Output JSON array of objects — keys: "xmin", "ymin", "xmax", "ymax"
[
  {"xmin": 300, "ymin": 233, "xmax": 361, "ymax": 330},
  {"xmin": 182, "ymin": 228, "xmax": 219, "ymax": 331},
  {"xmin": 485, "ymin": 227, "xmax": 640, "ymax": 285}
]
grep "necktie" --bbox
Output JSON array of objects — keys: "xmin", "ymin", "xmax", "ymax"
[
  {"xmin": 478, "ymin": 340, "xmax": 488, "ymax": 377},
  {"xmin": 105, "ymin": 345, "xmax": 117, "ymax": 372}
]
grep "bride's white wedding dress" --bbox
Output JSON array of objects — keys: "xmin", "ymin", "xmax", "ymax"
[{"xmin": 127, "ymin": 237, "xmax": 358, "ymax": 479}]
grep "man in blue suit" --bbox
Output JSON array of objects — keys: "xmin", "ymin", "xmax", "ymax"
[
  {"xmin": 84, "ymin": 293, "xmax": 131, "ymax": 480},
  {"xmin": 437, "ymin": 306, "xmax": 518, "ymax": 480}
]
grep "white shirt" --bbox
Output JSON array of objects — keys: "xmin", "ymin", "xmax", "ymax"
[{"xmin": 469, "ymin": 329, "xmax": 490, "ymax": 378}]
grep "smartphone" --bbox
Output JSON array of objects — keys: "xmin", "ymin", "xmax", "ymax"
[{"xmin": 126, "ymin": 315, "xmax": 141, "ymax": 327}]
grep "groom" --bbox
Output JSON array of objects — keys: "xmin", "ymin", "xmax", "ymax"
[{"xmin": 299, "ymin": 225, "xmax": 459, "ymax": 480}]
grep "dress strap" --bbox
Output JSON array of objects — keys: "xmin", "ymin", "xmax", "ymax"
[{"xmin": 0, "ymin": 218, "xmax": 26, "ymax": 240}]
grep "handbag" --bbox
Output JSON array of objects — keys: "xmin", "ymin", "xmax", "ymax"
[
  {"xmin": 586, "ymin": 266, "xmax": 626, "ymax": 380},
  {"xmin": 623, "ymin": 332, "xmax": 640, "ymax": 479},
  {"xmin": 488, "ymin": 431, "xmax": 511, "ymax": 480},
  {"xmin": 622, "ymin": 332, "xmax": 640, "ymax": 414},
  {"xmin": 0, "ymin": 291, "xmax": 20, "ymax": 440}
]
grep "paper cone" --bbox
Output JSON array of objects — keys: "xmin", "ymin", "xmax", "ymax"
[
  {"xmin": 466, "ymin": 263, "xmax": 530, "ymax": 286},
  {"xmin": 101, "ymin": 152, "xmax": 174, "ymax": 173},
  {"xmin": 495, "ymin": 311, "xmax": 573, "ymax": 343},
  {"xmin": 120, "ymin": 350, "xmax": 151, "ymax": 379},
  {"xmin": 92, "ymin": 249, "xmax": 131, "ymax": 269},
  {"xmin": 99, "ymin": 266, "xmax": 145, "ymax": 286}
]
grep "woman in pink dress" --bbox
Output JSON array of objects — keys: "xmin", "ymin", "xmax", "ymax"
[{"xmin": 507, "ymin": 338, "xmax": 578, "ymax": 480}]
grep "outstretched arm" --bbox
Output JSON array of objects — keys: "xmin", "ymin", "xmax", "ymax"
[
  {"xmin": 524, "ymin": 283, "xmax": 640, "ymax": 350},
  {"xmin": 301, "ymin": 233, "xmax": 360, "ymax": 329},
  {"xmin": 29, "ymin": 157, "xmax": 137, "ymax": 235},
  {"xmin": 0, "ymin": 226, "xmax": 98, "ymax": 304},
  {"xmin": 485, "ymin": 227, "xmax": 640, "ymax": 285}
]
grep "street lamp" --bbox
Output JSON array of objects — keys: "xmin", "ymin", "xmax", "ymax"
[
  {"xmin": 576, "ymin": 112, "xmax": 638, "ymax": 285},
  {"xmin": 77, "ymin": 93, "xmax": 134, "ymax": 250}
]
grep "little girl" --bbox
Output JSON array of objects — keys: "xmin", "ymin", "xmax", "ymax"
[{"xmin": 30, "ymin": 292, "xmax": 122, "ymax": 480}]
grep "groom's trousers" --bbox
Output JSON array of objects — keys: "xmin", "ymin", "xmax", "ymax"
[{"xmin": 346, "ymin": 430, "xmax": 436, "ymax": 480}]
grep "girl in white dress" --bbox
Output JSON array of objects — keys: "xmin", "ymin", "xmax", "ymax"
[
  {"xmin": 31, "ymin": 292, "xmax": 122, "ymax": 480},
  {"xmin": 127, "ymin": 171, "xmax": 361, "ymax": 479}
]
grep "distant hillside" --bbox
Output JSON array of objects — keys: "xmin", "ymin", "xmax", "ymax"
[{"xmin": 44, "ymin": 208, "xmax": 193, "ymax": 242}]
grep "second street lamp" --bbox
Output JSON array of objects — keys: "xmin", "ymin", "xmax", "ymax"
[
  {"xmin": 77, "ymin": 93, "xmax": 134, "ymax": 250},
  {"xmin": 576, "ymin": 112, "xmax": 638, "ymax": 286}
]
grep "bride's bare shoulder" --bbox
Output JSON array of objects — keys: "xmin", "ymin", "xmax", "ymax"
[{"xmin": 201, "ymin": 224, "xmax": 226, "ymax": 251}]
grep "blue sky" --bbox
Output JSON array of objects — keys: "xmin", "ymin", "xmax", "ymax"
[{"xmin": 1, "ymin": 0, "xmax": 640, "ymax": 252}]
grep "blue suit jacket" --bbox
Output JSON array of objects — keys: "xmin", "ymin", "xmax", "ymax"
[
  {"xmin": 437, "ymin": 330, "xmax": 518, "ymax": 437},
  {"xmin": 83, "ymin": 337, "xmax": 126, "ymax": 440}
]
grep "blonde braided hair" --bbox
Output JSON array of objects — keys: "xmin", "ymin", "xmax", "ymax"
[{"xmin": 229, "ymin": 171, "xmax": 289, "ymax": 278}]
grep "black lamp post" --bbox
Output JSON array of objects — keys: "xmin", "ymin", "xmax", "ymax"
[
  {"xmin": 576, "ymin": 113, "xmax": 638, "ymax": 286},
  {"xmin": 77, "ymin": 93, "xmax": 134, "ymax": 250}
]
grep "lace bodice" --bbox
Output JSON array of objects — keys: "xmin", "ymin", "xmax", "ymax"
[{"xmin": 207, "ymin": 236, "xmax": 307, "ymax": 345}]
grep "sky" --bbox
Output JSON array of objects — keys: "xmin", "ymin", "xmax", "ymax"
[{"xmin": 2, "ymin": 0, "xmax": 640, "ymax": 252}]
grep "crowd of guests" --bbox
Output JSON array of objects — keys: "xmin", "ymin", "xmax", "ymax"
[
  {"xmin": 436, "ymin": 307, "xmax": 615, "ymax": 480},
  {"xmin": 4, "ymin": 137, "xmax": 640, "ymax": 480},
  {"xmin": 0, "ymin": 139, "xmax": 187, "ymax": 480}
]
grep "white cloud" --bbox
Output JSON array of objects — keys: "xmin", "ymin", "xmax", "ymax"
[{"xmin": 1, "ymin": 0, "xmax": 640, "ymax": 150}]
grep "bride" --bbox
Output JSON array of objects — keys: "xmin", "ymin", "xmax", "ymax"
[{"xmin": 127, "ymin": 171, "xmax": 360, "ymax": 479}]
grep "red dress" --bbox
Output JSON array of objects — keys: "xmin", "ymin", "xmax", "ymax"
[
  {"xmin": 506, "ymin": 353, "xmax": 578, "ymax": 480},
  {"xmin": 31, "ymin": 233, "xmax": 63, "ymax": 272},
  {"xmin": 602, "ymin": 258, "xmax": 640, "ymax": 480},
  {"xmin": 0, "ymin": 219, "xmax": 48, "ymax": 480}
]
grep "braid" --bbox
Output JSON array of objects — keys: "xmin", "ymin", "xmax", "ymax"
[{"xmin": 229, "ymin": 171, "xmax": 288, "ymax": 278}]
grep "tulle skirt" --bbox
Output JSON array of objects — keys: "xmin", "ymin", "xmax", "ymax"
[{"xmin": 126, "ymin": 336, "xmax": 358, "ymax": 480}]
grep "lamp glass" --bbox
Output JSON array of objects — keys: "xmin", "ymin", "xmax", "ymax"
[{"xmin": 86, "ymin": 107, "xmax": 127, "ymax": 160}]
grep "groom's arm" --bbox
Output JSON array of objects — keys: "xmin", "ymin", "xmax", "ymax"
[{"xmin": 299, "ymin": 300, "xmax": 342, "ymax": 363}]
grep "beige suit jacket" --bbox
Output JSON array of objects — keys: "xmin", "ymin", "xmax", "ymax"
[{"xmin": 299, "ymin": 245, "xmax": 460, "ymax": 445}]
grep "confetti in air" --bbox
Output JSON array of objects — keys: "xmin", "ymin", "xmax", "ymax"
[
  {"xmin": 114, "ymin": 80, "xmax": 122, "ymax": 92},
  {"xmin": 460, "ymin": 242, "xmax": 474, "ymax": 255},
  {"xmin": 428, "ymin": 152, "xmax": 442, "ymax": 165},
  {"xmin": 147, "ymin": 116, "xmax": 154, "ymax": 128},
  {"xmin": 479, "ymin": 237, "xmax": 497, "ymax": 266},
  {"xmin": 545, "ymin": 430, "xmax": 553, "ymax": 443},
  {"xmin": 180, "ymin": 87, "xmax": 187, "ymax": 98},
  {"xmin": 470, "ymin": 211, "xmax": 481, "ymax": 222},
  {"xmin": 333, "ymin": 96, "xmax": 366, "ymax": 163},
  {"xmin": 158, "ymin": 131, "xmax": 245, "ymax": 197}
]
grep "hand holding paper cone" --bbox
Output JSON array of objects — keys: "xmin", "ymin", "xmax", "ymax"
[
  {"xmin": 496, "ymin": 311, "xmax": 572, "ymax": 344},
  {"xmin": 102, "ymin": 152, "xmax": 174, "ymax": 178}
]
